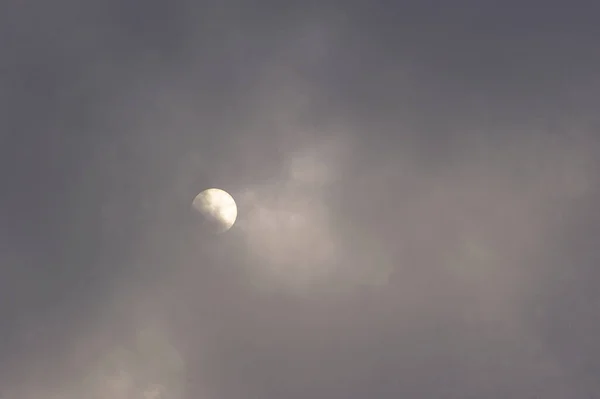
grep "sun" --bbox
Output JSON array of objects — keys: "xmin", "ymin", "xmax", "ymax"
[{"xmin": 192, "ymin": 188, "xmax": 238, "ymax": 233}]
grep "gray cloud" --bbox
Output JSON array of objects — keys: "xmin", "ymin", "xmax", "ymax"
[{"xmin": 2, "ymin": 1, "xmax": 600, "ymax": 398}]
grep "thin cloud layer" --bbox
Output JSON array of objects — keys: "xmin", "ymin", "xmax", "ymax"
[{"xmin": 2, "ymin": 2, "xmax": 600, "ymax": 399}]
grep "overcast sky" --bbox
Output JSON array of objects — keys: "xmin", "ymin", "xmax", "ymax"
[{"xmin": 1, "ymin": 1, "xmax": 600, "ymax": 398}]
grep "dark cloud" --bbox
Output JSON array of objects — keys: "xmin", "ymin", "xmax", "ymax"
[{"xmin": 1, "ymin": 1, "xmax": 600, "ymax": 398}]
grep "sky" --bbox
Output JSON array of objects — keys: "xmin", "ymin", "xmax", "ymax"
[{"xmin": 1, "ymin": 1, "xmax": 600, "ymax": 398}]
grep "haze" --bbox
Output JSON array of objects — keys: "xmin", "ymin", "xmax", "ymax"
[{"xmin": 1, "ymin": 1, "xmax": 599, "ymax": 398}]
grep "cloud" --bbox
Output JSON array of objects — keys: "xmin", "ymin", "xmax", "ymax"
[{"xmin": 3, "ymin": 1, "xmax": 600, "ymax": 398}]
